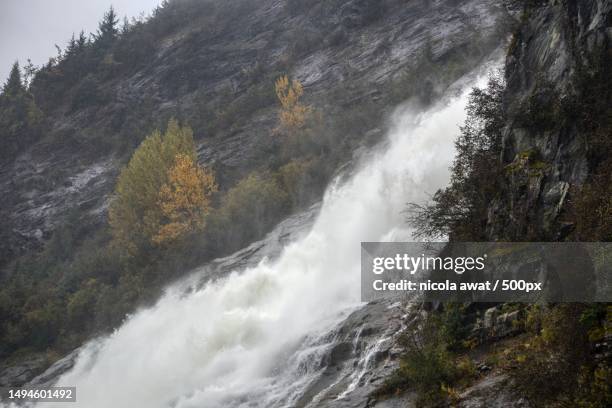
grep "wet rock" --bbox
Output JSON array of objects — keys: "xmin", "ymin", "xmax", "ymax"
[
  {"xmin": 330, "ymin": 342, "xmax": 354, "ymax": 367},
  {"xmin": 27, "ymin": 349, "xmax": 80, "ymax": 388},
  {"xmin": 458, "ymin": 373, "xmax": 531, "ymax": 408},
  {"xmin": 486, "ymin": 0, "xmax": 611, "ymax": 240},
  {"xmin": 0, "ymin": 356, "xmax": 47, "ymax": 387},
  {"xmin": 296, "ymin": 299, "xmax": 410, "ymax": 408}
]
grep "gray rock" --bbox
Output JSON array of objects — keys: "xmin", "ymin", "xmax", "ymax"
[
  {"xmin": 27, "ymin": 349, "xmax": 81, "ymax": 388},
  {"xmin": 486, "ymin": 0, "xmax": 611, "ymax": 241},
  {"xmin": 0, "ymin": 355, "xmax": 47, "ymax": 387},
  {"xmin": 483, "ymin": 307, "xmax": 498, "ymax": 329},
  {"xmin": 458, "ymin": 373, "xmax": 531, "ymax": 408}
]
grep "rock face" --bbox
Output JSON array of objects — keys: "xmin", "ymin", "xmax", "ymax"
[
  {"xmin": 0, "ymin": 355, "xmax": 47, "ymax": 387},
  {"xmin": 294, "ymin": 299, "xmax": 413, "ymax": 408},
  {"xmin": 457, "ymin": 373, "xmax": 530, "ymax": 408},
  {"xmin": 368, "ymin": 1, "xmax": 610, "ymax": 406},
  {"xmin": 486, "ymin": 0, "xmax": 612, "ymax": 240},
  {"xmin": 0, "ymin": 0, "xmax": 506, "ymax": 266}
]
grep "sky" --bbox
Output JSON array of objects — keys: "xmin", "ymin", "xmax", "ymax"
[{"xmin": 0, "ymin": 0, "xmax": 163, "ymax": 82}]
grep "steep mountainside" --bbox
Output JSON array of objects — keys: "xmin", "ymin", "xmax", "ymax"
[
  {"xmin": 0, "ymin": 0, "xmax": 508, "ymax": 266},
  {"xmin": 486, "ymin": 0, "xmax": 611, "ymax": 240},
  {"xmin": 0, "ymin": 0, "xmax": 511, "ymax": 387}
]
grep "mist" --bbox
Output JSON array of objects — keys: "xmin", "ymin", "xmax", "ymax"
[{"xmin": 0, "ymin": 0, "xmax": 162, "ymax": 82}]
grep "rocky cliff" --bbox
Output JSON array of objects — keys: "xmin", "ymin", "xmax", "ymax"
[
  {"xmin": 368, "ymin": 1, "xmax": 611, "ymax": 406},
  {"xmin": 486, "ymin": 0, "xmax": 611, "ymax": 240}
]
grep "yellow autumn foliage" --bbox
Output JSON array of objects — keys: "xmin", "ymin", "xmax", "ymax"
[
  {"xmin": 109, "ymin": 119, "xmax": 216, "ymax": 254},
  {"xmin": 153, "ymin": 154, "xmax": 217, "ymax": 245},
  {"xmin": 275, "ymin": 75, "xmax": 311, "ymax": 131}
]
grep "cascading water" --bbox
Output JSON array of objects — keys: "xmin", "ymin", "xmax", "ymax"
[{"xmin": 23, "ymin": 67, "xmax": 493, "ymax": 408}]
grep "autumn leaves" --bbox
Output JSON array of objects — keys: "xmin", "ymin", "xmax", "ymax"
[
  {"xmin": 109, "ymin": 120, "xmax": 217, "ymax": 254},
  {"xmin": 110, "ymin": 75, "xmax": 308, "ymax": 255}
]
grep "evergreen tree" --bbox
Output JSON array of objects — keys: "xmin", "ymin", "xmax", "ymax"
[
  {"xmin": 3, "ymin": 62, "xmax": 24, "ymax": 96},
  {"xmin": 0, "ymin": 62, "xmax": 43, "ymax": 162},
  {"xmin": 95, "ymin": 6, "xmax": 119, "ymax": 48},
  {"xmin": 76, "ymin": 30, "xmax": 88, "ymax": 49},
  {"xmin": 66, "ymin": 34, "xmax": 78, "ymax": 56}
]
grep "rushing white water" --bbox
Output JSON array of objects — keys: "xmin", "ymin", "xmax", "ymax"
[{"xmin": 27, "ymin": 70, "xmax": 491, "ymax": 408}]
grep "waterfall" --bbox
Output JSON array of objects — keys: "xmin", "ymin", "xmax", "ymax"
[{"xmin": 27, "ymin": 68, "xmax": 493, "ymax": 408}]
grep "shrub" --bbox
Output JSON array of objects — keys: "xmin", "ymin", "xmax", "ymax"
[
  {"xmin": 208, "ymin": 172, "xmax": 289, "ymax": 251},
  {"xmin": 374, "ymin": 308, "xmax": 478, "ymax": 406},
  {"xmin": 276, "ymin": 158, "xmax": 326, "ymax": 208},
  {"xmin": 507, "ymin": 304, "xmax": 610, "ymax": 406},
  {"xmin": 394, "ymin": 313, "xmax": 477, "ymax": 407}
]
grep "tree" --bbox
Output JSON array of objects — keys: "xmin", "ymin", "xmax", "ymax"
[
  {"xmin": 153, "ymin": 153, "xmax": 217, "ymax": 245},
  {"xmin": 76, "ymin": 30, "xmax": 88, "ymax": 49},
  {"xmin": 406, "ymin": 74, "xmax": 505, "ymax": 240},
  {"xmin": 95, "ymin": 6, "xmax": 119, "ymax": 49},
  {"xmin": 0, "ymin": 61, "xmax": 43, "ymax": 161},
  {"xmin": 275, "ymin": 75, "xmax": 311, "ymax": 132},
  {"xmin": 3, "ymin": 62, "xmax": 24, "ymax": 96},
  {"xmin": 109, "ymin": 119, "xmax": 216, "ymax": 254}
]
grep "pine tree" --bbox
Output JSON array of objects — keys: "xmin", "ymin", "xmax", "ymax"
[
  {"xmin": 3, "ymin": 62, "xmax": 24, "ymax": 96},
  {"xmin": 66, "ymin": 34, "xmax": 78, "ymax": 56},
  {"xmin": 95, "ymin": 6, "xmax": 119, "ymax": 48},
  {"xmin": 0, "ymin": 61, "xmax": 43, "ymax": 161},
  {"xmin": 76, "ymin": 31, "xmax": 88, "ymax": 49}
]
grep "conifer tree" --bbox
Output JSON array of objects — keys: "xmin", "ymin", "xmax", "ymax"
[
  {"xmin": 0, "ymin": 61, "xmax": 42, "ymax": 161},
  {"xmin": 76, "ymin": 31, "xmax": 88, "ymax": 49},
  {"xmin": 95, "ymin": 6, "xmax": 119, "ymax": 48},
  {"xmin": 3, "ymin": 62, "xmax": 24, "ymax": 96}
]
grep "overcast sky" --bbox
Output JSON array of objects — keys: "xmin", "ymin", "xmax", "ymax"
[{"xmin": 0, "ymin": 0, "xmax": 163, "ymax": 82}]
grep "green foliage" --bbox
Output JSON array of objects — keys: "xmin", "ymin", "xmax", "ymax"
[
  {"xmin": 0, "ymin": 62, "xmax": 44, "ymax": 162},
  {"xmin": 276, "ymin": 158, "xmax": 326, "ymax": 208},
  {"xmin": 109, "ymin": 119, "xmax": 201, "ymax": 256},
  {"xmin": 208, "ymin": 172, "xmax": 289, "ymax": 252},
  {"xmin": 406, "ymin": 74, "xmax": 505, "ymax": 240},
  {"xmin": 214, "ymin": 83, "xmax": 276, "ymax": 131},
  {"xmin": 70, "ymin": 74, "xmax": 107, "ymax": 111},
  {"xmin": 383, "ymin": 311, "xmax": 477, "ymax": 407},
  {"xmin": 431, "ymin": 303, "xmax": 472, "ymax": 351},
  {"xmin": 507, "ymin": 304, "xmax": 611, "ymax": 407},
  {"xmin": 3, "ymin": 62, "xmax": 24, "ymax": 95},
  {"xmin": 94, "ymin": 6, "xmax": 119, "ymax": 50}
]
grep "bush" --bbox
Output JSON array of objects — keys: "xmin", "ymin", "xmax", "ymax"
[
  {"xmin": 377, "ymin": 310, "xmax": 477, "ymax": 406},
  {"xmin": 276, "ymin": 158, "xmax": 326, "ymax": 208},
  {"xmin": 507, "ymin": 304, "xmax": 610, "ymax": 406},
  {"xmin": 208, "ymin": 172, "xmax": 290, "ymax": 252}
]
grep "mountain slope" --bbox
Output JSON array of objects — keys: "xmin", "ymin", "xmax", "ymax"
[{"xmin": 0, "ymin": 0, "xmax": 507, "ymax": 266}]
